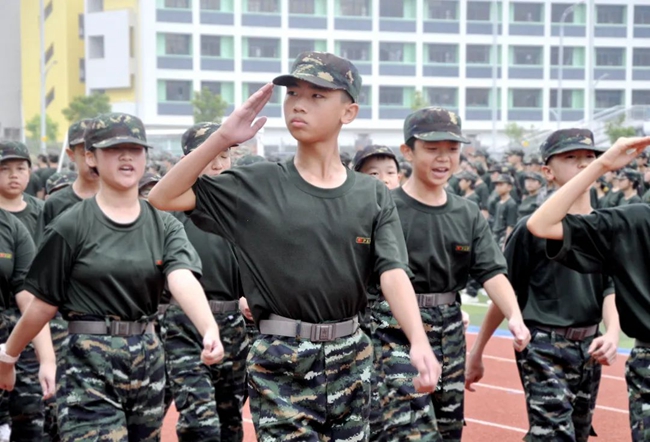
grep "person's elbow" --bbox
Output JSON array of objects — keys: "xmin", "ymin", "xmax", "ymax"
[
  {"xmin": 526, "ymin": 216, "xmax": 563, "ymax": 240},
  {"xmin": 148, "ymin": 185, "xmax": 196, "ymax": 212},
  {"xmin": 526, "ymin": 215, "xmax": 544, "ymax": 237},
  {"xmin": 147, "ymin": 184, "xmax": 166, "ymax": 209}
]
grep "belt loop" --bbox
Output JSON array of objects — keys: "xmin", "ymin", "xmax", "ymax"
[
  {"xmin": 295, "ymin": 320, "xmax": 302, "ymax": 341},
  {"xmin": 104, "ymin": 317, "xmax": 111, "ymax": 334}
]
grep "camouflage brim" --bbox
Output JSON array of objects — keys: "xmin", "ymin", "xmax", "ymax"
[
  {"xmin": 92, "ymin": 137, "xmax": 153, "ymax": 150},
  {"xmin": 413, "ymin": 131, "xmax": 470, "ymax": 144},
  {"xmin": 543, "ymin": 143, "xmax": 606, "ymax": 163},
  {"xmin": 0, "ymin": 154, "xmax": 31, "ymax": 164},
  {"xmin": 273, "ymin": 74, "xmax": 346, "ymax": 94}
]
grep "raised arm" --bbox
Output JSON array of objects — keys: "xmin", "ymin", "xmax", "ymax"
[{"xmin": 148, "ymin": 83, "xmax": 274, "ymax": 212}]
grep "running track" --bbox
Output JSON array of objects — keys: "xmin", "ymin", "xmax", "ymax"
[{"xmin": 162, "ymin": 330, "xmax": 632, "ymax": 441}]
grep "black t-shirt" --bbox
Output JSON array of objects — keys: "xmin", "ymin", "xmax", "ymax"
[
  {"xmin": 24, "ymin": 174, "xmax": 41, "ymax": 197},
  {"xmin": 25, "ymin": 198, "xmax": 202, "ymax": 321},
  {"xmin": 517, "ymin": 194, "xmax": 539, "ymax": 220},
  {"xmin": 619, "ymin": 194, "xmax": 642, "ymax": 206},
  {"xmin": 474, "ymin": 182, "xmax": 490, "ymax": 210},
  {"xmin": 34, "ymin": 185, "xmax": 83, "ymax": 246},
  {"xmin": 448, "ymin": 175, "xmax": 461, "ymax": 195},
  {"xmin": 170, "ymin": 211, "xmax": 243, "ymax": 303},
  {"xmin": 392, "ymin": 188, "xmax": 507, "ymax": 294},
  {"xmin": 547, "ymin": 205, "xmax": 650, "ymax": 339},
  {"xmin": 465, "ymin": 192, "xmax": 482, "ymax": 209},
  {"xmin": 642, "ymin": 188, "xmax": 650, "ymax": 204},
  {"xmin": 0, "ymin": 209, "xmax": 35, "ymax": 310},
  {"xmin": 190, "ymin": 159, "xmax": 410, "ymax": 324},
  {"xmin": 599, "ymin": 190, "xmax": 623, "ymax": 208},
  {"xmin": 492, "ymin": 198, "xmax": 518, "ymax": 238},
  {"xmin": 35, "ymin": 167, "xmax": 56, "ymax": 191},
  {"xmin": 505, "ymin": 216, "xmax": 613, "ymax": 327},
  {"xmin": 9, "ymin": 194, "xmax": 44, "ymax": 240}
]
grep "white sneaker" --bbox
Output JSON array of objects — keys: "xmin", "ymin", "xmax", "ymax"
[
  {"xmin": 0, "ymin": 423, "xmax": 11, "ymax": 442},
  {"xmin": 461, "ymin": 293, "xmax": 479, "ymax": 304}
]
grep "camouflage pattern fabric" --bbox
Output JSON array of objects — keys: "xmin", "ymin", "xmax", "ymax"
[
  {"xmin": 67, "ymin": 118, "xmax": 93, "ymax": 146},
  {"xmin": 247, "ymin": 329, "xmax": 372, "ymax": 441},
  {"xmin": 273, "ymin": 51, "xmax": 362, "ymax": 103},
  {"xmin": 403, "ymin": 107, "xmax": 470, "ymax": 144},
  {"xmin": 163, "ymin": 305, "xmax": 248, "ymax": 442},
  {"xmin": 56, "ymin": 332, "xmax": 165, "ymax": 442},
  {"xmin": 515, "ymin": 329, "xmax": 601, "ymax": 442},
  {"xmin": 43, "ymin": 314, "xmax": 69, "ymax": 442},
  {"xmin": 84, "ymin": 113, "xmax": 153, "ymax": 150},
  {"xmin": 155, "ymin": 308, "xmax": 175, "ymax": 416},
  {"xmin": 0, "ymin": 315, "xmax": 8, "ymax": 427},
  {"xmin": 358, "ymin": 306, "xmax": 385, "ymax": 441},
  {"xmin": 3, "ymin": 307, "xmax": 47, "ymax": 441},
  {"xmin": 539, "ymin": 128, "xmax": 604, "ymax": 163},
  {"xmin": 242, "ymin": 318, "xmax": 259, "ymax": 406},
  {"xmin": 626, "ymin": 346, "xmax": 650, "ymax": 442},
  {"xmin": 0, "ymin": 141, "xmax": 31, "ymax": 165},
  {"xmin": 181, "ymin": 122, "xmax": 221, "ymax": 155},
  {"xmin": 45, "ymin": 171, "xmax": 77, "ymax": 196}
]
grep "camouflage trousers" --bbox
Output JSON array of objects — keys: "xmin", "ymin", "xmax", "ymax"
[
  {"xmin": 163, "ymin": 305, "xmax": 248, "ymax": 442},
  {"xmin": 515, "ymin": 328, "xmax": 601, "ymax": 442},
  {"xmin": 0, "ymin": 314, "xmax": 9, "ymax": 428},
  {"xmin": 44, "ymin": 314, "xmax": 69, "ymax": 442},
  {"xmin": 155, "ymin": 308, "xmax": 174, "ymax": 416},
  {"xmin": 371, "ymin": 299, "xmax": 466, "ymax": 442},
  {"xmin": 247, "ymin": 328, "xmax": 373, "ymax": 441},
  {"xmin": 3, "ymin": 307, "xmax": 46, "ymax": 441},
  {"xmin": 56, "ymin": 331, "xmax": 165, "ymax": 442},
  {"xmin": 359, "ymin": 304, "xmax": 384, "ymax": 441},
  {"xmin": 626, "ymin": 346, "xmax": 650, "ymax": 441}
]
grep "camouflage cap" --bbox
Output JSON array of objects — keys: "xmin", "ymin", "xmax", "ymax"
[
  {"xmin": 457, "ymin": 170, "xmax": 478, "ymax": 182},
  {"xmin": 403, "ymin": 107, "xmax": 470, "ymax": 144},
  {"xmin": 540, "ymin": 128, "xmax": 604, "ymax": 163},
  {"xmin": 505, "ymin": 147, "xmax": 525, "ymax": 157},
  {"xmin": 0, "ymin": 141, "xmax": 31, "ymax": 166},
  {"xmin": 273, "ymin": 51, "xmax": 362, "ymax": 103},
  {"xmin": 85, "ymin": 113, "xmax": 153, "ymax": 150},
  {"xmin": 235, "ymin": 154, "xmax": 266, "ymax": 167},
  {"xmin": 138, "ymin": 172, "xmax": 161, "ymax": 190},
  {"xmin": 526, "ymin": 155, "xmax": 542, "ymax": 165},
  {"xmin": 616, "ymin": 168, "xmax": 641, "ymax": 182},
  {"xmin": 68, "ymin": 118, "xmax": 93, "ymax": 146},
  {"xmin": 181, "ymin": 122, "xmax": 221, "ymax": 155},
  {"xmin": 474, "ymin": 147, "xmax": 489, "ymax": 158},
  {"xmin": 488, "ymin": 163, "xmax": 514, "ymax": 175},
  {"xmin": 353, "ymin": 145, "xmax": 398, "ymax": 172},
  {"xmin": 45, "ymin": 171, "xmax": 77, "ymax": 195},
  {"xmin": 523, "ymin": 171, "xmax": 545, "ymax": 183},
  {"xmin": 492, "ymin": 173, "xmax": 514, "ymax": 185}
]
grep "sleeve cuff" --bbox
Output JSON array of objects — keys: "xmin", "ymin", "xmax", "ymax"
[
  {"xmin": 376, "ymin": 262, "xmax": 413, "ymax": 280},
  {"xmin": 23, "ymin": 283, "xmax": 59, "ymax": 308},
  {"xmin": 545, "ymin": 218, "xmax": 572, "ymax": 262},
  {"xmin": 164, "ymin": 264, "xmax": 203, "ymax": 280},
  {"xmin": 475, "ymin": 268, "xmax": 507, "ymax": 286}
]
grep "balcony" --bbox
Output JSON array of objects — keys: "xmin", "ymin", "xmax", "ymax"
[
  {"xmin": 466, "ymin": 109, "xmax": 502, "ymax": 120},
  {"xmin": 380, "ymin": 18, "xmax": 416, "ymax": 32},
  {"xmin": 509, "ymin": 67, "xmax": 543, "ymax": 80},
  {"xmin": 423, "ymin": 20, "xmax": 459, "ymax": 33},
  {"xmin": 634, "ymin": 26, "xmax": 650, "ymax": 38},
  {"xmin": 158, "ymin": 102, "xmax": 193, "ymax": 116},
  {"xmin": 334, "ymin": 17, "xmax": 372, "ymax": 31},
  {"xmin": 157, "ymin": 56, "xmax": 192, "ymax": 70},
  {"xmin": 288, "ymin": 15, "xmax": 327, "ymax": 29},
  {"xmin": 509, "ymin": 23, "xmax": 544, "ymax": 36},
  {"xmin": 200, "ymin": 11, "xmax": 234, "ymax": 25},
  {"xmin": 466, "ymin": 66, "xmax": 502, "ymax": 78},
  {"xmin": 467, "ymin": 22, "xmax": 502, "ymax": 34},
  {"xmin": 549, "ymin": 110, "xmax": 585, "ymax": 121},
  {"xmin": 379, "ymin": 63, "xmax": 416, "ymax": 76},
  {"xmin": 242, "ymin": 13, "xmax": 281, "ymax": 27},
  {"xmin": 632, "ymin": 68, "xmax": 650, "ymax": 81},
  {"xmin": 550, "ymin": 67, "xmax": 585, "ymax": 80},
  {"xmin": 595, "ymin": 25, "xmax": 627, "ymax": 38},
  {"xmin": 200, "ymin": 58, "xmax": 235, "ymax": 71},
  {"xmin": 357, "ymin": 107, "xmax": 372, "ymax": 119},
  {"xmin": 156, "ymin": 9, "xmax": 192, "ymax": 23},
  {"xmin": 242, "ymin": 59, "xmax": 282, "ymax": 72},
  {"xmin": 379, "ymin": 107, "xmax": 412, "ymax": 120},
  {"xmin": 423, "ymin": 64, "xmax": 459, "ymax": 77},
  {"xmin": 507, "ymin": 109, "xmax": 543, "ymax": 121},
  {"xmin": 594, "ymin": 67, "xmax": 625, "ymax": 81},
  {"xmin": 550, "ymin": 25, "xmax": 586, "ymax": 37}
]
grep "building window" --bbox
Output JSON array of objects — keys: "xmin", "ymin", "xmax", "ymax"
[
  {"xmin": 78, "ymin": 14, "xmax": 84, "ymax": 38},
  {"xmin": 201, "ymin": 0, "xmax": 221, "ymax": 10},
  {"xmin": 551, "ymin": 3, "xmax": 577, "ymax": 23},
  {"xmin": 467, "ymin": 45, "xmax": 491, "ymax": 64},
  {"xmin": 466, "ymin": 88, "xmax": 491, "ymax": 107},
  {"xmin": 379, "ymin": 86, "xmax": 404, "ymax": 106},
  {"xmin": 427, "ymin": 44, "xmax": 457, "ymax": 64},
  {"xmin": 45, "ymin": 44, "xmax": 54, "ymax": 64},
  {"xmin": 551, "ymin": 47, "xmax": 575, "ymax": 66},
  {"xmin": 380, "ymin": 0, "xmax": 403, "ymax": 18},
  {"xmin": 340, "ymin": 0, "xmax": 370, "ymax": 17},
  {"xmin": 289, "ymin": 0, "xmax": 315, "ymax": 14},
  {"xmin": 247, "ymin": 82, "xmax": 281, "ymax": 103},
  {"xmin": 427, "ymin": 0, "xmax": 457, "ymax": 20},
  {"xmin": 512, "ymin": 89, "xmax": 541, "ymax": 108},
  {"xmin": 379, "ymin": 42, "xmax": 404, "ymax": 62},
  {"xmin": 633, "ymin": 48, "xmax": 650, "ymax": 67},
  {"xmin": 89, "ymin": 36, "xmax": 105, "ymax": 59},
  {"xmin": 595, "ymin": 48, "xmax": 624, "ymax": 66},
  {"xmin": 467, "ymin": 1, "xmax": 491, "ymax": 21},
  {"xmin": 426, "ymin": 88, "xmax": 457, "ymax": 107},
  {"xmin": 248, "ymin": 38, "xmax": 279, "ymax": 58},
  {"xmin": 248, "ymin": 0, "xmax": 279, "ymax": 13},
  {"xmin": 165, "ymin": 34, "xmax": 191, "ymax": 55},
  {"xmin": 632, "ymin": 90, "xmax": 650, "ymax": 105},
  {"xmin": 513, "ymin": 3, "xmax": 543, "ymax": 22},
  {"xmin": 635, "ymin": 6, "xmax": 650, "ymax": 25},
  {"xmin": 595, "ymin": 90, "xmax": 623, "ymax": 108},
  {"xmin": 549, "ymin": 90, "xmax": 574, "ymax": 108},
  {"xmin": 289, "ymin": 39, "xmax": 316, "ymax": 58},
  {"xmin": 512, "ymin": 46, "xmax": 542, "ymax": 65},
  {"xmin": 166, "ymin": 80, "xmax": 192, "ymax": 101},
  {"xmin": 46, "ymin": 88, "xmax": 55, "ymax": 107},
  {"xmin": 79, "ymin": 58, "xmax": 85, "ymax": 83},
  {"xmin": 339, "ymin": 41, "xmax": 371, "ymax": 61},
  {"xmin": 357, "ymin": 86, "xmax": 370, "ymax": 105},
  {"xmin": 165, "ymin": 0, "xmax": 190, "ymax": 8},
  {"xmin": 44, "ymin": 1, "xmax": 53, "ymax": 19},
  {"xmin": 3, "ymin": 128, "xmax": 21, "ymax": 140},
  {"xmin": 87, "ymin": 0, "xmax": 104, "ymax": 13},
  {"xmin": 201, "ymin": 81, "xmax": 222, "ymax": 95},
  {"xmin": 201, "ymin": 35, "xmax": 221, "ymax": 57},
  {"xmin": 596, "ymin": 5, "xmax": 625, "ymax": 24}
]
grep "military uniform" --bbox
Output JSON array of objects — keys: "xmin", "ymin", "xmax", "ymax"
[
  {"xmin": 517, "ymin": 172, "xmax": 545, "ymax": 219},
  {"xmin": 24, "ymin": 113, "xmax": 202, "ymax": 442},
  {"xmin": 45, "ymin": 172, "xmax": 77, "ymax": 197},
  {"xmin": 189, "ymin": 52, "xmax": 408, "ymax": 441},
  {"xmin": 615, "ymin": 169, "xmax": 643, "ymax": 206},
  {"xmin": 370, "ymin": 108, "xmax": 507, "ymax": 442},
  {"xmin": 491, "ymin": 174, "xmax": 518, "ymax": 248}
]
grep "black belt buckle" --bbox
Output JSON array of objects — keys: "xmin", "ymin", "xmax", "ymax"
[
  {"xmin": 419, "ymin": 294, "xmax": 434, "ymax": 308},
  {"xmin": 210, "ymin": 302, "xmax": 224, "ymax": 314},
  {"xmin": 566, "ymin": 327, "xmax": 587, "ymax": 341},
  {"xmin": 311, "ymin": 324, "xmax": 334, "ymax": 342},
  {"xmin": 111, "ymin": 321, "xmax": 131, "ymax": 336}
]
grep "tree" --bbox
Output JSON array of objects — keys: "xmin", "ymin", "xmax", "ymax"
[
  {"xmin": 25, "ymin": 114, "xmax": 59, "ymax": 142},
  {"xmin": 605, "ymin": 115, "xmax": 637, "ymax": 144},
  {"xmin": 62, "ymin": 93, "xmax": 112, "ymax": 123},
  {"xmin": 503, "ymin": 122, "xmax": 528, "ymax": 145},
  {"xmin": 192, "ymin": 88, "xmax": 228, "ymax": 124},
  {"xmin": 411, "ymin": 90, "xmax": 429, "ymax": 111}
]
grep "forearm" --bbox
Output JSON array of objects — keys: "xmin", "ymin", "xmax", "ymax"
[
  {"xmin": 5, "ymin": 297, "xmax": 58, "ymax": 358},
  {"xmin": 528, "ymin": 160, "xmax": 608, "ymax": 239},
  {"xmin": 602, "ymin": 295, "xmax": 620, "ymax": 335},
  {"xmin": 469, "ymin": 302, "xmax": 506, "ymax": 356},
  {"xmin": 380, "ymin": 269, "xmax": 428, "ymax": 345},
  {"xmin": 482, "ymin": 274, "xmax": 522, "ymax": 321},
  {"xmin": 168, "ymin": 270, "xmax": 219, "ymax": 337}
]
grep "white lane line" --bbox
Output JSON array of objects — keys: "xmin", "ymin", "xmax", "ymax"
[{"xmin": 465, "ymin": 417, "xmax": 527, "ymax": 434}]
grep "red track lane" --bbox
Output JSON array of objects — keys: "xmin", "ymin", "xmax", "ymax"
[{"xmin": 162, "ymin": 332, "xmax": 632, "ymax": 441}]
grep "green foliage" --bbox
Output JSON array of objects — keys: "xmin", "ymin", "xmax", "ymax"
[
  {"xmin": 411, "ymin": 90, "xmax": 429, "ymax": 111},
  {"xmin": 62, "ymin": 93, "xmax": 112, "ymax": 123},
  {"xmin": 192, "ymin": 88, "xmax": 228, "ymax": 124},
  {"xmin": 605, "ymin": 115, "xmax": 637, "ymax": 144},
  {"xmin": 25, "ymin": 114, "xmax": 59, "ymax": 142}
]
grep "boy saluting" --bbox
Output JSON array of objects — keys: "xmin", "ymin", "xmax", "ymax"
[{"xmin": 148, "ymin": 52, "xmax": 440, "ymax": 441}]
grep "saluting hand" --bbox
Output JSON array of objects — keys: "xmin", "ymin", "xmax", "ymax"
[
  {"xmin": 201, "ymin": 325, "xmax": 225, "ymax": 365},
  {"xmin": 508, "ymin": 318, "xmax": 531, "ymax": 352},
  {"xmin": 212, "ymin": 83, "xmax": 274, "ymax": 148},
  {"xmin": 597, "ymin": 136, "xmax": 650, "ymax": 172},
  {"xmin": 410, "ymin": 340, "xmax": 442, "ymax": 393},
  {"xmin": 0, "ymin": 362, "xmax": 16, "ymax": 393},
  {"xmin": 464, "ymin": 352, "xmax": 484, "ymax": 392},
  {"xmin": 38, "ymin": 360, "xmax": 56, "ymax": 400},
  {"xmin": 588, "ymin": 331, "xmax": 618, "ymax": 366}
]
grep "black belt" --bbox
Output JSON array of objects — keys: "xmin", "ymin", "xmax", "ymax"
[
  {"xmin": 68, "ymin": 320, "xmax": 155, "ymax": 336},
  {"xmin": 416, "ymin": 292, "xmax": 456, "ymax": 308},
  {"xmin": 258, "ymin": 314, "xmax": 359, "ymax": 342},
  {"xmin": 170, "ymin": 298, "xmax": 239, "ymax": 314},
  {"xmin": 535, "ymin": 324, "xmax": 598, "ymax": 341},
  {"xmin": 635, "ymin": 340, "xmax": 650, "ymax": 348}
]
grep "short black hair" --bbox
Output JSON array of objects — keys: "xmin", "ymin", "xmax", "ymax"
[{"xmin": 357, "ymin": 154, "xmax": 400, "ymax": 173}]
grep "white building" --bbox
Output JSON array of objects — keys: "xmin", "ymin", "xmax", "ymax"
[
  {"xmin": 84, "ymin": 0, "xmax": 650, "ymax": 153},
  {"xmin": 0, "ymin": 1, "xmax": 23, "ymax": 141}
]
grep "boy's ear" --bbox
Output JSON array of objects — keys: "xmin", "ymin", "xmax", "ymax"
[
  {"xmin": 541, "ymin": 164, "xmax": 554, "ymax": 183},
  {"xmin": 85, "ymin": 150, "xmax": 97, "ymax": 168},
  {"xmin": 400, "ymin": 143, "xmax": 413, "ymax": 162},
  {"xmin": 341, "ymin": 102, "xmax": 359, "ymax": 125},
  {"xmin": 66, "ymin": 148, "xmax": 75, "ymax": 162}
]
